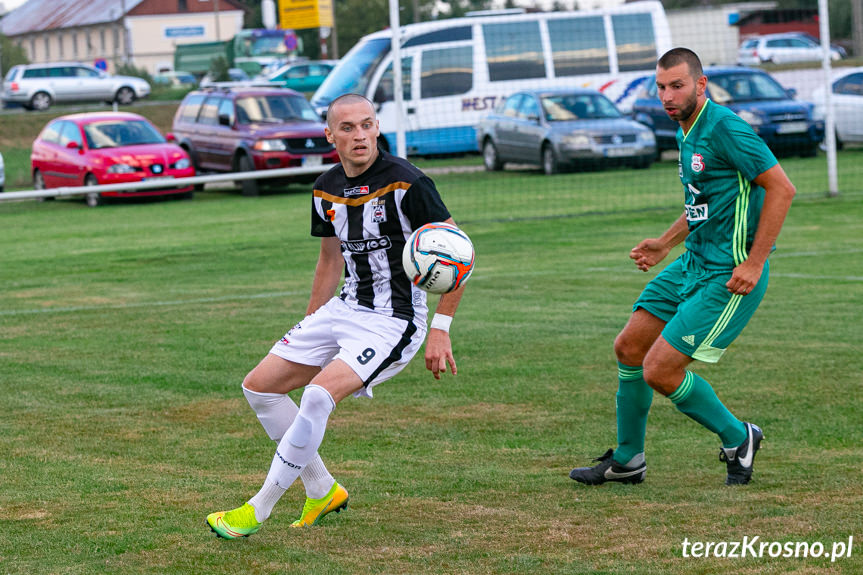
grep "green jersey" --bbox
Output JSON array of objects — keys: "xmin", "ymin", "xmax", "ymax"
[{"xmin": 676, "ymin": 99, "xmax": 778, "ymax": 269}]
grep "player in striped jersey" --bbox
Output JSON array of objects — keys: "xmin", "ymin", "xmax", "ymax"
[
  {"xmin": 207, "ymin": 94, "xmax": 467, "ymax": 539},
  {"xmin": 570, "ymin": 48, "xmax": 796, "ymax": 487}
]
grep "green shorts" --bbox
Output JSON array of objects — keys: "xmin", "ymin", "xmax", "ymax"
[{"xmin": 633, "ymin": 252, "xmax": 769, "ymax": 363}]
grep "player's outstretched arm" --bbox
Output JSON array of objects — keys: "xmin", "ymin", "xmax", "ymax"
[
  {"xmin": 424, "ymin": 216, "xmax": 466, "ymax": 380},
  {"xmin": 726, "ymin": 163, "xmax": 796, "ymax": 295},
  {"xmin": 306, "ymin": 236, "xmax": 344, "ymax": 315},
  {"xmin": 630, "ymin": 211, "xmax": 689, "ymax": 271}
]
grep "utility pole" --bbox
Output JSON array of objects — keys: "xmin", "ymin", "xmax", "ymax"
[{"xmin": 853, "ymin": 0, "xmax": 863, "ymax": 59}]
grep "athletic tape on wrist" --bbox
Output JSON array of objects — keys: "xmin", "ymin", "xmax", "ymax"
[{"xmin": 430, "ymin": 313, "xmax": 453, "ymax": 332}]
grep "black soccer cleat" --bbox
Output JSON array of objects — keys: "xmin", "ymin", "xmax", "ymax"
[
  {"xmin": 569, "ymin": 449, "xmax": 646, "ymax": 485},
  {"xmin": 719, "ymin": 422, "xmax": 763, "ymax": 485}
]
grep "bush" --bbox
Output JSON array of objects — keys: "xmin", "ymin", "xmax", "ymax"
[{"xmin": 114, "ymin": 62, "xmax": 153, "ymax": 84}]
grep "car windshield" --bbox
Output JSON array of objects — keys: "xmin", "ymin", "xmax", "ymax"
[
  {"xmin": 708, "ymin": 72, "xmax": 789, "ymax": 104},
  {"xmin": 84, "ymin": 120, "xmax": 165, "ymax": 149},
  {"xmin": 541, "ymin": 93, "xmax": 622, "ymax": 121},
  {"xmin": 235, "ymin": 95, "xmax": 320, "ymax": 123},
  {"xmin": 312, "ymin": 37, "xmax": 390, "ymax": 106}
]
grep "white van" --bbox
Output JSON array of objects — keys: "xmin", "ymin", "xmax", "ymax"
[{"xmin": 311, "ymin": 1, "xmax": 671, "ymax": 155}]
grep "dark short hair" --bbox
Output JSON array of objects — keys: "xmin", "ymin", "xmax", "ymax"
[
  {"xmin": 326, "ymin": 93, "xmax": 375, "ymax": 128},
  {"xmin": 658, "ymin": 48, "xmax": 703, "ymax": 80}
]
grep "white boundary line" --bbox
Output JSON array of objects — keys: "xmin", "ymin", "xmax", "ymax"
[{"xmin": 0, "ymin": 291, "xmax": 306, "ymax": 317}]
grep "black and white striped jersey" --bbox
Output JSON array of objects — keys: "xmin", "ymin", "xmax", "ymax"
[{"xmin": 311, "ymin": 150, "xmax": 451, "ymax": 323}]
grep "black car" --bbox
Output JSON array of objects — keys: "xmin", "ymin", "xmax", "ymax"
[{"xmin": 632, "ymin": 66, "xmax": 824, "ymax": 157}]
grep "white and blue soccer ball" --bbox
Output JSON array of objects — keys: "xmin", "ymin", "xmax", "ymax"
[{"xmin": 402, "ymin": 222, "xmax": 475, "ymax": 294}]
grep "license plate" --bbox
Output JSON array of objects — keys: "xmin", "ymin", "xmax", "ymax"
[
  {"xmin": 605, "ymin": 147, "xmax": 636, "ymax": 158},
  {"xmin": 776, "ymin": 122, "xmax": 808, "ymax": 134},
  {"xmin": 302, "ymin": 155, "xmax": 323, "ymax": 167}
]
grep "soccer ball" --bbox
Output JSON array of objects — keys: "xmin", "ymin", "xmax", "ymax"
[{"xmin": 402, "ymin": 222, "xmax": 475, "ymax": 294}]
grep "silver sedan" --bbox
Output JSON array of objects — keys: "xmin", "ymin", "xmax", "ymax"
[{"xmin": 477, "ymin": 89, "xmax": 656, "ymax": 175}]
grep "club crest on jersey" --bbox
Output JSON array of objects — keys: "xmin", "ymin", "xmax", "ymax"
[
  {"xmin": 371, "ymin": 199, "xmax": 386, "ymax": 223},
  {"xmin": 344, "ymin": 185, "xmax": 370, "ymax": 197},
  {"xmin": 691, "ymin": 153, "xmax": 705, "ymax": 173}
]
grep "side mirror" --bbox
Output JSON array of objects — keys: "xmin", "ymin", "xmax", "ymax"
[
  {"xmin": 66, "ymin": 141, "xmax": 80, "ymax": 149},
  {"xmin": 165, "ymin": 132, "xmax": 177, "ymax": 142},
  {"xmin": 218, "ymin": 113, "xmax": 232, "ymax": 126},
  {"xmin": 527, "ymin": 114, "xmax": 540, "ymax": 124},
  {"xmin": 786, "ymin": 87, "xmax": 798, "ymax": 99}
]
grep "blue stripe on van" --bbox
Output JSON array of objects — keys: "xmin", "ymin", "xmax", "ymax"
[{"xmin": 382, "ymin": 126, "xmax": 479, "ymax": 156}]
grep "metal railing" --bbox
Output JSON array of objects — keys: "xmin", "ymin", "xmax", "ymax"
[{"xmin": 0, "ymin": 164, "xmax": 331, "ymax": 202}]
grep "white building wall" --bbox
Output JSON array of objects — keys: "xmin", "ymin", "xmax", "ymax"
[{"xmin": 127, "ymin": 11, "xmax": 244, "ymax": 74}]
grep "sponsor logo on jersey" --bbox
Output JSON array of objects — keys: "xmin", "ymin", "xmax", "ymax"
[
  {"xmin": 691, "ymin": 153, "xmax": 705, "ymax": 173},
  {"xmin": 371, "ymin": 199, "xmax": 386, "ymax": 223},
  {"xmin": 341, "ymin": 236, "xmax": 392, "ymax": 253},
  {"xmin": 685, "ymin": 203, "xmax": 709, "ymax": 221},
  {"xmin": 344, "ymin": 185, "xmax": 370, "ymax": 197},
  {"xmin": 688, "ymin": 183, "xmax": 702, "ymax": 196},
  {"xmin": 683, "ymin": 334, "xmax": 696, "ymax": 346}
]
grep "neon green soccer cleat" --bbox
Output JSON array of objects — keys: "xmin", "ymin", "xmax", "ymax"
[
  {"xmin": 291, "ymin": 482, "xmax": 349, "ymax": 528},
  {"xmin": 207, "ymin": 502, "xmax": 262, "ymax": 539}
]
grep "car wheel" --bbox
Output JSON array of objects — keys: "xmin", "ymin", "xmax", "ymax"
[
  {"xmin": 237, "ymin": 154, "xmax": 260, "ymax": 197},
  {"xmin": 482, "ymin": 139, "xmax": 503, "ymax": 171},
  {"xmin": 835, "ymin": 130, "xmax": 844, "ymax": 151},
  {"xmin": 542, "ymin": 144, "xmax": 560, "ymax": 175},
  {"xmin": 800, "ymin": 144, "xmax": 818, "ymax": 158},
  {"xmin": 84, "ymin": 174, "xmax": 102, "ymax": 207},
  {"xmin": 182, "ymin": 145, "xmax": 205, "ymax": 191},
  {"xmin": 115, "ymin": 87, "xmax": 136, "ymax": 106},
  {"xmin": 34, "ymin": 170, "xmax": 55, "ymax": 202},
  {"xmin": 29, "ymin": 92, "xmax": 52, "ymax": 111},
  {"xmin": 632, "ymin": 157, "xmax": 653, "ymax": 170}
]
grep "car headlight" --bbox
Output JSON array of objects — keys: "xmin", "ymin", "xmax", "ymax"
[
  {"xmin": 563, "ymin": 133, "xmax": 591, "ymax": 149},
  {"xmin": 811, "ymin": 105, "xmax": 825, "ymax": 122},
  {"xmin": 172, "ymin": 158, "xmax": 191, "ymax": 170},
  {"xmin": 253, "ymin": 139, "xmax": 287, "ymax": 152},
  {"xmin": 107, "ymin": 163, "xmax": 137, "ymax": 174},
  {"xmin": 637, "ymin": 131, "xmax": 656, "ymax": 144},
  {"xmin": 737, "ymin": 110, "xmax": 764, "ymax": 127}
]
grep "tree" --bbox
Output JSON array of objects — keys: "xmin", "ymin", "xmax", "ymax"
[{"xmin": 0, "ymin": 33, "xmax": 29, "ymax": 78}]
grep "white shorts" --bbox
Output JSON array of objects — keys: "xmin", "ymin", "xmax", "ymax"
[{"xmin": 269, "ymin": 297, "xmax": 427, "ymax": 398}]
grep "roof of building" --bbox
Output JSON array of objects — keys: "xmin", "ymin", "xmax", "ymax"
[{"xmin": 1, "ymin": 0, "xmax": 146, "ymax": 35}]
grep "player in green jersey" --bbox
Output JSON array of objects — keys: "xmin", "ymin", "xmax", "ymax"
[{"xmin": 571, "ymin": 48, "xmax": 796, "ymax": 486}]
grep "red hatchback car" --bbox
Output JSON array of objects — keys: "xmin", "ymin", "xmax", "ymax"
[
  {"xmin": 171, "ymin": 87, "xmax": 339, "ymax": 196},
  {"xmin": 31, "ymin": 112, "xmax": 195, "ymax": 207}
]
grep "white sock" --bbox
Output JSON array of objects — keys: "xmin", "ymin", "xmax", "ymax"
[
  {"xmin": 243, "ymin": 384, "xmax": 335, "ymax": 499},
  {"xmin": 248, "ymin": 479, "xmax": 286, "ymax": 523},
  {"xmin": 255, "ymin": 385, "xmax": 335, "ymax": 520}
]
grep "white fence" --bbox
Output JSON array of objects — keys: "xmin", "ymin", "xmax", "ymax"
[{"xmin": 0, "ymin": 165, "xmax": 331, "ymax": 202}]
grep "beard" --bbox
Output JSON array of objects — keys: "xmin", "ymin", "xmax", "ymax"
[{"xmin": 666, "ymin": 88, "xmax": 699, "ymax": 123}]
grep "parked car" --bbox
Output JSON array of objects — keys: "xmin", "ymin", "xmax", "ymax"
[
  {"xmin": 31, "ymin": 112, "xmax": 195, "ymax": 207},
  {"xmin": 264, "ymin": 60, "xmax": 336, "ymax": 93},
  {"xmin": 171, "ymin": 87, "xmax": 339, "ymax": 196},
  {"xmin": 477, "ymin": 89, "xmax": 656, "ymax": 175},
  {"xmin": 737, "ymin": 33, "xmax": 843, "ymax": 66},
  {"xmin": 153, "ymin": 70, "xmax": 197, "ymax": 88},
  {"xmin": 632, "ymin": 66, "xmax": 824, "ymax": 157},
  {"xmin": 0, "ymin": 151, "xmax": 5, "ymax": 193},
  {"xmin": 2, "ymin": 62, "xmax": 150, "ymax": 111},
  {"xmin": 812, "ymin": 67, "xmax": 863, "ymax": 148},
  {"xmin": 199, "ymin": 68, "xmax": 251, "ymax": 88}
]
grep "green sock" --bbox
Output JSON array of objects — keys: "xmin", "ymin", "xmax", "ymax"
[
  {"xmin": 614, "ymin": 362, "xmax": 653, "ymax": 466},
  {"xmin": 668, "ymin": 371, "xmax": 746, "ymax": 448}
]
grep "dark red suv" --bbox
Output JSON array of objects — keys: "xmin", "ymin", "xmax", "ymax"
[{"xmin": 172, "ymin": 87, "xmax": 339, "ymax": 196}]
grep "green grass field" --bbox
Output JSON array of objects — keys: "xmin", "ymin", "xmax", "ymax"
[{"xmin": 1, "ymin": 155, "xmax": 862, "ymax": 575}]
